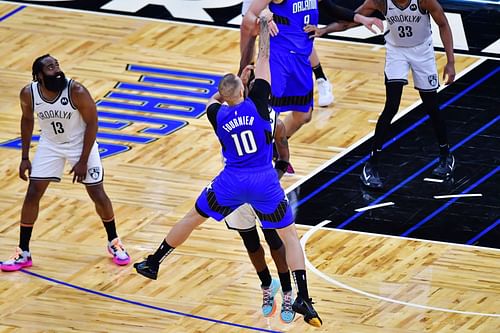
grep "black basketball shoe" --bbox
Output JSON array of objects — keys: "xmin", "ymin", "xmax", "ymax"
[
  {"xmin": 134, "ymin": 255, "xmax": 159, "ymax": 280},
  {"xmin": 292, "ymin": 296, "xmax": 322, "ymax": 327},
  {"xmin": 432, "ymin": 154, "xmax": 455, "ymax": 179},
  {"xmin": 360, "ymin": 162, "xmax": 383, "ymax": 189}
]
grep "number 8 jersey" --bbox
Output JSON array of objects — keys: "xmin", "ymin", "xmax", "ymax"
[
  {"xmin": 384, "ymin": 0, "xmax": 432, "ymax": 47},
  {"xmin": 31, "ymin": 79, "xmax": 86, "ymax": 144}
]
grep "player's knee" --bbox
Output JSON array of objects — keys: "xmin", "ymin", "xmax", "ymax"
[
  {"xmin": 262, "ymin": 229, "xmax": 283, "ymax": 250},
  {"xmin": 298, "ymin": 110, "xmax": 313, "ymax": 124},
  {"xmin": 238, "ymin": 229, "xmax": 261, "ymax": 253},
  {"xmin": 25, "ymin": 184, "xmax": 44, "ymax": 203}
]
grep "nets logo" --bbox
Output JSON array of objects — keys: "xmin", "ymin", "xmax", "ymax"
[
  {"xmin": 428, "ymin": 74, "xmax": 438, "ymax": 87},
  {"xmin": 88, "ymin": 167, "xmax": 101, "ymax": 180}
]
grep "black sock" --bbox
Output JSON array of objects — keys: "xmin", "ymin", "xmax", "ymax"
[
  {"xmin": 439, "ymin": 144, "xmax": 450, "ymax": 157},
  {"xmin": 312, "ymin": 64, "xmax": 327, "ymax": 80},
  {"xmin": 150, "ymin": 239, "xmax": 174, "ymax": 265},
  {"xmin": 19, "ymin": 225, "xmax": 33, "ymax": 252},
  {"xmin": 292, "ymin": 270, "xmax": 309, "ymax": 300},
  {"xmin": 257, "ymin": 267, "xmax": 272, "ymax": 288},
  {"xmin": 102, "ymin": 219, "xmax": 118, "ymax": 242},
  {"xmin": 279, "ymin": 270, "xmax": 292, "ymax": 293}
]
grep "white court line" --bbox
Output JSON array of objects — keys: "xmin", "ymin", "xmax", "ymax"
[
  {"xmin": 434, "ymin": 193, "xmax": 483, "ymax": 199},
  {"xmin": 423, "ymin": 178, "xmax": 444, "ymax": 183},
  {"xmin": 300, "ymin": 220, "xmax": 500, "ymax": 317},
  {"xmin": 355, "ymin": 202, "xmax": 394, "ymax": 212}
]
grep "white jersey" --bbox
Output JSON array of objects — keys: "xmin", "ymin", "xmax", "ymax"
[
  {"xmin": 31, "ymin": 79, "xmax": 86, "ymax": 144},
  {"xmin": 384, "ymin": 0, "xmax": 432, "ymax": 47}
]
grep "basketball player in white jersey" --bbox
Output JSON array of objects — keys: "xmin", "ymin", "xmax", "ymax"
[
  {"xmin": 1, "ymin": 55, "xmax": 130, "ymax": 272},
  {"xmin": 306, "ymin": 0, "xmax": 456, "ymax": 188}
]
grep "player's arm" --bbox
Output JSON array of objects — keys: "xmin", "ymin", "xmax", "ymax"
[
  {"xmin": 70, "ymin": 81, "xmax": 98, "ymax": 183},
  {"xmin": 274, "ymin": 119, "xmax": 289, "ymax": 180},
  {"xmin": 19, "ymin": 85, "xmax": 34, "ymax": 181},
  {"xmin": 240, "ymin": 0, "xmax": 271, "ymax": 75},
  {"xmin": 318, "ymin": 0, "xmax": 382, "ymax": 34},
  {"xmin": 249, "ymin": 17, "xmax": 272, "ymax": 121},
  {"xmin": 421, "ymin": 0, "xmax": 455, "ymax": 84},
  {"xmin": 306, "ymin": 0, "xmax": 380, "ymax": 37}
]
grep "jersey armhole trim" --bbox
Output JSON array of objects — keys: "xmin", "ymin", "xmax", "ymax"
[{"xmin": 68, "ymin": 79, "xmax": 77, "ymax": 110}]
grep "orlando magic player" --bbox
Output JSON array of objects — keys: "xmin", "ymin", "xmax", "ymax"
[
  {"xmin": 240, "ymin": 0, "xmax": 382, "ymax": 140},
  {"xmin": 307, "ymin": 0, "xmax": 456, "ymax": 188},
  {"xmin": 135, "ymin": 19, "xmax": 322, "ymax": 327},
  {"xmin": 1, "ymin": 55, "xmax": 130, "ymax": 272}
]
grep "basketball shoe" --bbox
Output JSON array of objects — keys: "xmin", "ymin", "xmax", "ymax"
[
  {"xmin": 317, "ymin": 78, "xmax": 334, "ymax": 107},
  {"xmin": 1, "ymin": 247, "xmax": 32, "ymax": 272},
  {"xmin": 280, "ymin": 290, "xmax": 296, "ymax": 324},
  {"xmin": 360, "ymin": 161, "xmax": 383, "ymax": 189},
  {"xmin": 134, "ymin": 255, "xmax": 159, "ymax": 280},
  {"xmin": 262, "ymin": 278, "xmax": 280, "ymax": 317},
  {"xmin": 432, "ymin": 154, "xmax": 455, "ymax": 178},
  {"xmin": 108, "ymin": 238, "xmax": 130, "ymax": 266},
  {"xmin": 292, "ymin": 296, "xmax": 322, "ymax": 327}
]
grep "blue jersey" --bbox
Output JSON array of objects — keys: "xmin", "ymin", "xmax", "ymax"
[
  {"xmin": 207, "ymin": 80, "xmax": 273, "ymax": 170},
  {"xmin": 269, "ymin": 0, "xmax": 319, "ymax": 56}
]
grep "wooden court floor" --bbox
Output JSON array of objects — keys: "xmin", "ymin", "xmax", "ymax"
[{"xmin": 0, "ymin": 3, "xmax": 498, "ymax": 333}]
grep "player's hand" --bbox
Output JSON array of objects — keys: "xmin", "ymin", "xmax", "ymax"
[
  {"xmin": 443, "ymin": 62, "xmax": 455, "ymax": 85},
  {"xmin": 19, "ymin": 159, "xmax": 31, "ymax": 181},
  {"xmin": 354, "ymin": 14, "xmax": 384, "ymax": 34},
  {"xmin": 240, "ymin": 64, "xmax": 255, "ymax": 86},
  {"xmin": 304, "ymin": 25, "xmax": 325, "ymax": 38},
  {"xmin": 256, "ymin": 16, "xmax": 279, "ymax": 37},
  {"xmin": 70, "ymin": 160, "xmax": 87, "ymax": 183}
]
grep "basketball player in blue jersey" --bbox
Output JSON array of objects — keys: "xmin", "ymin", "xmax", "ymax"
[
  {"xmin": 135, "ymin": 19, "xmax": 323, "ymax": 327},
  {"xmin": 1, "ymin": 55, "xmax": 130, "ymax": 272},
  {"xmin": 306, "ymin": 0, "xmax": 456, "ymax": 188},
  {"xmin": 240, "ymin": 0, "xmax": 383, "ymax": 140}
]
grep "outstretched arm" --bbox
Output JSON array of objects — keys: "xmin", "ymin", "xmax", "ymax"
[
  {"xmin": 422, "ymin": 0, "xmax": 455, "ymax": 84},
  {"xmin": 305, "ymin": 0, "xmax": 381, "ymax": 37},
  {"xmin": 254, "ymin": 16, "xmax": 271, "ymax": 84},
  {"xmin": 240, "ymin": 0, "xmax": 271, "ymax": 75}
]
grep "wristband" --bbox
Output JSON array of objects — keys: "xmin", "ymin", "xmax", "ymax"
[{"xmin": 275, "ymin": 160, "xmax": 290, "ymax": 173}]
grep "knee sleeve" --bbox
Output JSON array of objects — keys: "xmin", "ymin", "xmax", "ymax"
[
  {"xmin": 238, "ymin": 229, "xmax": 261, "ymax": 253},
  {"xmin": 262, "ymin": 229, "xmax": 283, "ymax": 251}
]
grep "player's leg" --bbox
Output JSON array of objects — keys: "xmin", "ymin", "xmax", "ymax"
[
  {"xmin": 2, "ymin": 142, "xmax": 63, "ymax": 272},
  {"xmin": 72, "ymin": 142, "xmax": 130, "ymax": 266},
  {"xmin": 134, "ymin": 207, "xmax": 208, "ymax": 280},
  {"xmin": 411, "ymin": 40, "xmax": 454, "ymax": 178},
  {"xmin": 361, "ymin": 43, "xmax": 408, "ymax": 189},
  {"xmin": 262, "ymin": 228, "xmax": 295, "ymax": 323},
  {"xmin": 135, "ymin": 173, "xmax": 239, "ymax": 280},
  {"xmin": 311, "ymin": 47, "xmax": 334, "ymax": 107},
  {"xmin": 251, "ymin": 171, "xmax": 321, "ymax": 327},
  {"xmin": 225, "ymin": 205, "xmax": 280, "ymax": 316}
]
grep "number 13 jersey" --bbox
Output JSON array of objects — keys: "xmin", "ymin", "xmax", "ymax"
[
  {"xmin": 31, "ymin": 79, "xmax": 86, "ymax": 144},
  {"xmin": 384, "ymin": 0, "xmax": 432, "ymax": 47}
]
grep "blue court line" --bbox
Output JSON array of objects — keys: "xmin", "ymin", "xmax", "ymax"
[
  {"xmin": 0, "ymin": 5, "xmax": 25, "ymax": 22},
  {"xmin": 401, "ymin": 165, "xmax": 500, "ymax": 236},
  {"xmin": 295, "ymin": 65, "xmax": 500, "ymax": 208},
  {"xmin": 17, "ymin": 269, "xmax": 282, "ymax": 333},
  {"xmin": 467, "ymin": 219, "xmax": 500, "ymax": 245},
  {"xmin": 336, "ymin": 115, "xmax": 499, "ymax": 230}
]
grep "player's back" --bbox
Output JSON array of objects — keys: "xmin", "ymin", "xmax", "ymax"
[
  {"xmin": 269, "ymin": 0, "xmax": 319, "ymax": 55},
  {"xmin": 215, "ymin": 97, "xmax": 273, "ymax": 170}
]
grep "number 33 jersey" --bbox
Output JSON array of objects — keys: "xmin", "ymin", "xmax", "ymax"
[
  {"xmin": 31, "ymin": 79, "xmax": 86, "ymax": 144},
  {"xmin": 384, "ymin": 0, "xmax": 432, "ymax": 47}
]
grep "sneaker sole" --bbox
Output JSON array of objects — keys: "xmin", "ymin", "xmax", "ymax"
[
  {"xmin": 306, "ymin": 317, "xmax": 322, "ymax": 327},
  {"xmin": 1, "ymin": 261, "xmax": 32, "ymax": 272},
  {"xmin": 279, "ymin": 312, "xmax": 296, "ymax": 324},
  {"xmin": 107, "ymin": 247, "xmax": 131, "ymax": 266}
]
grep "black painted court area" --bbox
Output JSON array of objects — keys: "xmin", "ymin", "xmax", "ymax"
[{"xmin": 290, "ymin": 59, "xmax": 500, "ymax": 249}]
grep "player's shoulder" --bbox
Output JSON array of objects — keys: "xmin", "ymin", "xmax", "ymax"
[{"xmin": 19, "ymin": 84, "xmax": 32, "ymax": 99}]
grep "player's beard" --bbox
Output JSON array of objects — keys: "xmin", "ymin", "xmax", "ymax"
[{"xmin": 42, "ymin": 71, "xmax": 67, "ymax": 92}]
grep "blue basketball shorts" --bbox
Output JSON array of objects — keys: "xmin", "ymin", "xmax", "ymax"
[
  {"xmin": 270, "ymin": 50, "xmax": 313, "ymax": 113},
  {"xmin": 195, "ymin": 167, "xmax": 294, "ymax": 229}
]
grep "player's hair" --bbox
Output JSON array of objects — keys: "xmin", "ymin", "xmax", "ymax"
[
  {"xmin": 32, "ymin": 54, "xmax": 51, "ymax": 81},
  {"xmin": 218, "ymin": 73, "xmax": 241, "ymax": 99}
]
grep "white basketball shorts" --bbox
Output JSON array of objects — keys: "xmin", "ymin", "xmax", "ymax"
[
  {"xmin": 30, "ymin": 139, "xmax": 104, "ymax": 185},
  {"xmin": 224, "ymin": 203, "xmax": 260, "ymax": 231},
  {"xmin": 385, "ymin": 37, "xmax": 439, "ymax": 91}
]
